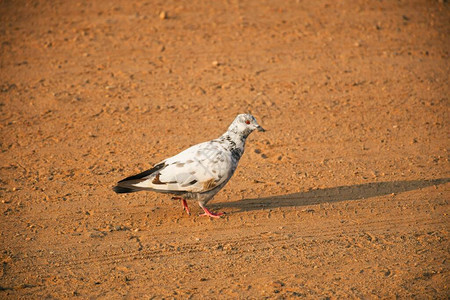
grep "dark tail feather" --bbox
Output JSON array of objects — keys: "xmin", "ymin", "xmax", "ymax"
[
  {"xmin": 113, "ymin": 186, "xmax": 138, "ymax": 194},
  {"xmin": 114, "ymin": 162, "xmax": 166, "ymax": 194}
]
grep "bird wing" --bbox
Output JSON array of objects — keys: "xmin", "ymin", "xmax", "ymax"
[{"xmin": 117, "ymin": 141, "xmax": 233, "ymax": 194}]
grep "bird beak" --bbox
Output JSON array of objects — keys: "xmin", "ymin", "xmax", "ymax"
[{"xmin": 257, "ymin": 125, "xmax": 266, "ymax": 132}]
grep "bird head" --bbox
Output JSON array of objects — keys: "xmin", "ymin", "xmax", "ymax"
[{"xmin": 228, "ymin": 114, "xmax": 265, "ymax": 137}]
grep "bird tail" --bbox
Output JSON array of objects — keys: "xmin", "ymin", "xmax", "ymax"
[{"xmin": 113, "ymin": 162, "xmax": 166, "ymax": 194}]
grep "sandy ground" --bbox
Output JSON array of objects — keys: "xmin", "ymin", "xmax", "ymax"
[{"xmin": 1, "ymin": 0, "xmax": 449, "ymax": 298}]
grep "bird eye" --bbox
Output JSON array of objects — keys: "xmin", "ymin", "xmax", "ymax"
[{"xmin": 245, "ymin": 120, "xmax": 250, "ymax": 125}]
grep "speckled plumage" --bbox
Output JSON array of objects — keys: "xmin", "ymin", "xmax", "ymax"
[{"xmin": 113, "ymin": 114, "xmax": 265, "ymax": 217}]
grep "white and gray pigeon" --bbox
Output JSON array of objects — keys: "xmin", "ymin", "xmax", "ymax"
[{"xmin": 113, "ymin": 113, "xmax": 265, "ymax": 218}]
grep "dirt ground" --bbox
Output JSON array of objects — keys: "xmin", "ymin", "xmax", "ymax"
[{"xmin": 0, "ymin": 0, "xmax": 449, "ymax": 298}]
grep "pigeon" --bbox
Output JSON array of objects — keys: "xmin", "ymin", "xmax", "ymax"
[{"xmin": 113, "ymin": 113, "xmax": 265, "ymax": 218}]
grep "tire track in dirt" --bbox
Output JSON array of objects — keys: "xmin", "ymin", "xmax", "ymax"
[
  {"xmin": 9, "ymin": 214, "xmax": 445, "ymax": 277},
  {"xmin": 59, "ymin": 219, "xmax": 447, "ymax": 266}
]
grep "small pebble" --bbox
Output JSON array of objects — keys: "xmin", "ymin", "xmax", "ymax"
[{"xmin": 159, "ymin": 11, "xmax": 167, "ymax": 20}]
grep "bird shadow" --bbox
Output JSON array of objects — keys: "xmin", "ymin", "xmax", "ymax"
[{"xmin": 212, "ymin": 178, "xmax": 449, "ymax": 212}]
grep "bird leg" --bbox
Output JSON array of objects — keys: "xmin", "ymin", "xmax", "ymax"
[
  {"xmin": 181, "ymin": 199, "xmax": 190, "ymax": 215},
  {"xmin": 172, "ymin": 197, "xmax": 190, "ymax": 215},
  {"xmin": 198, "ymin": 203, "xmax": 225, "ymax": 218}
]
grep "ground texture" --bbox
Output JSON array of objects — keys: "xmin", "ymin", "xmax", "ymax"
[{"xmin": 0, "ymin": 0, "xmax": 449, "ymax": 298}]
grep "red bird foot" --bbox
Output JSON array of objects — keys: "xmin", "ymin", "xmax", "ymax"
[{"xmin": 199, "ymin": 207, "xmax": 225, "ymax": 218}]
